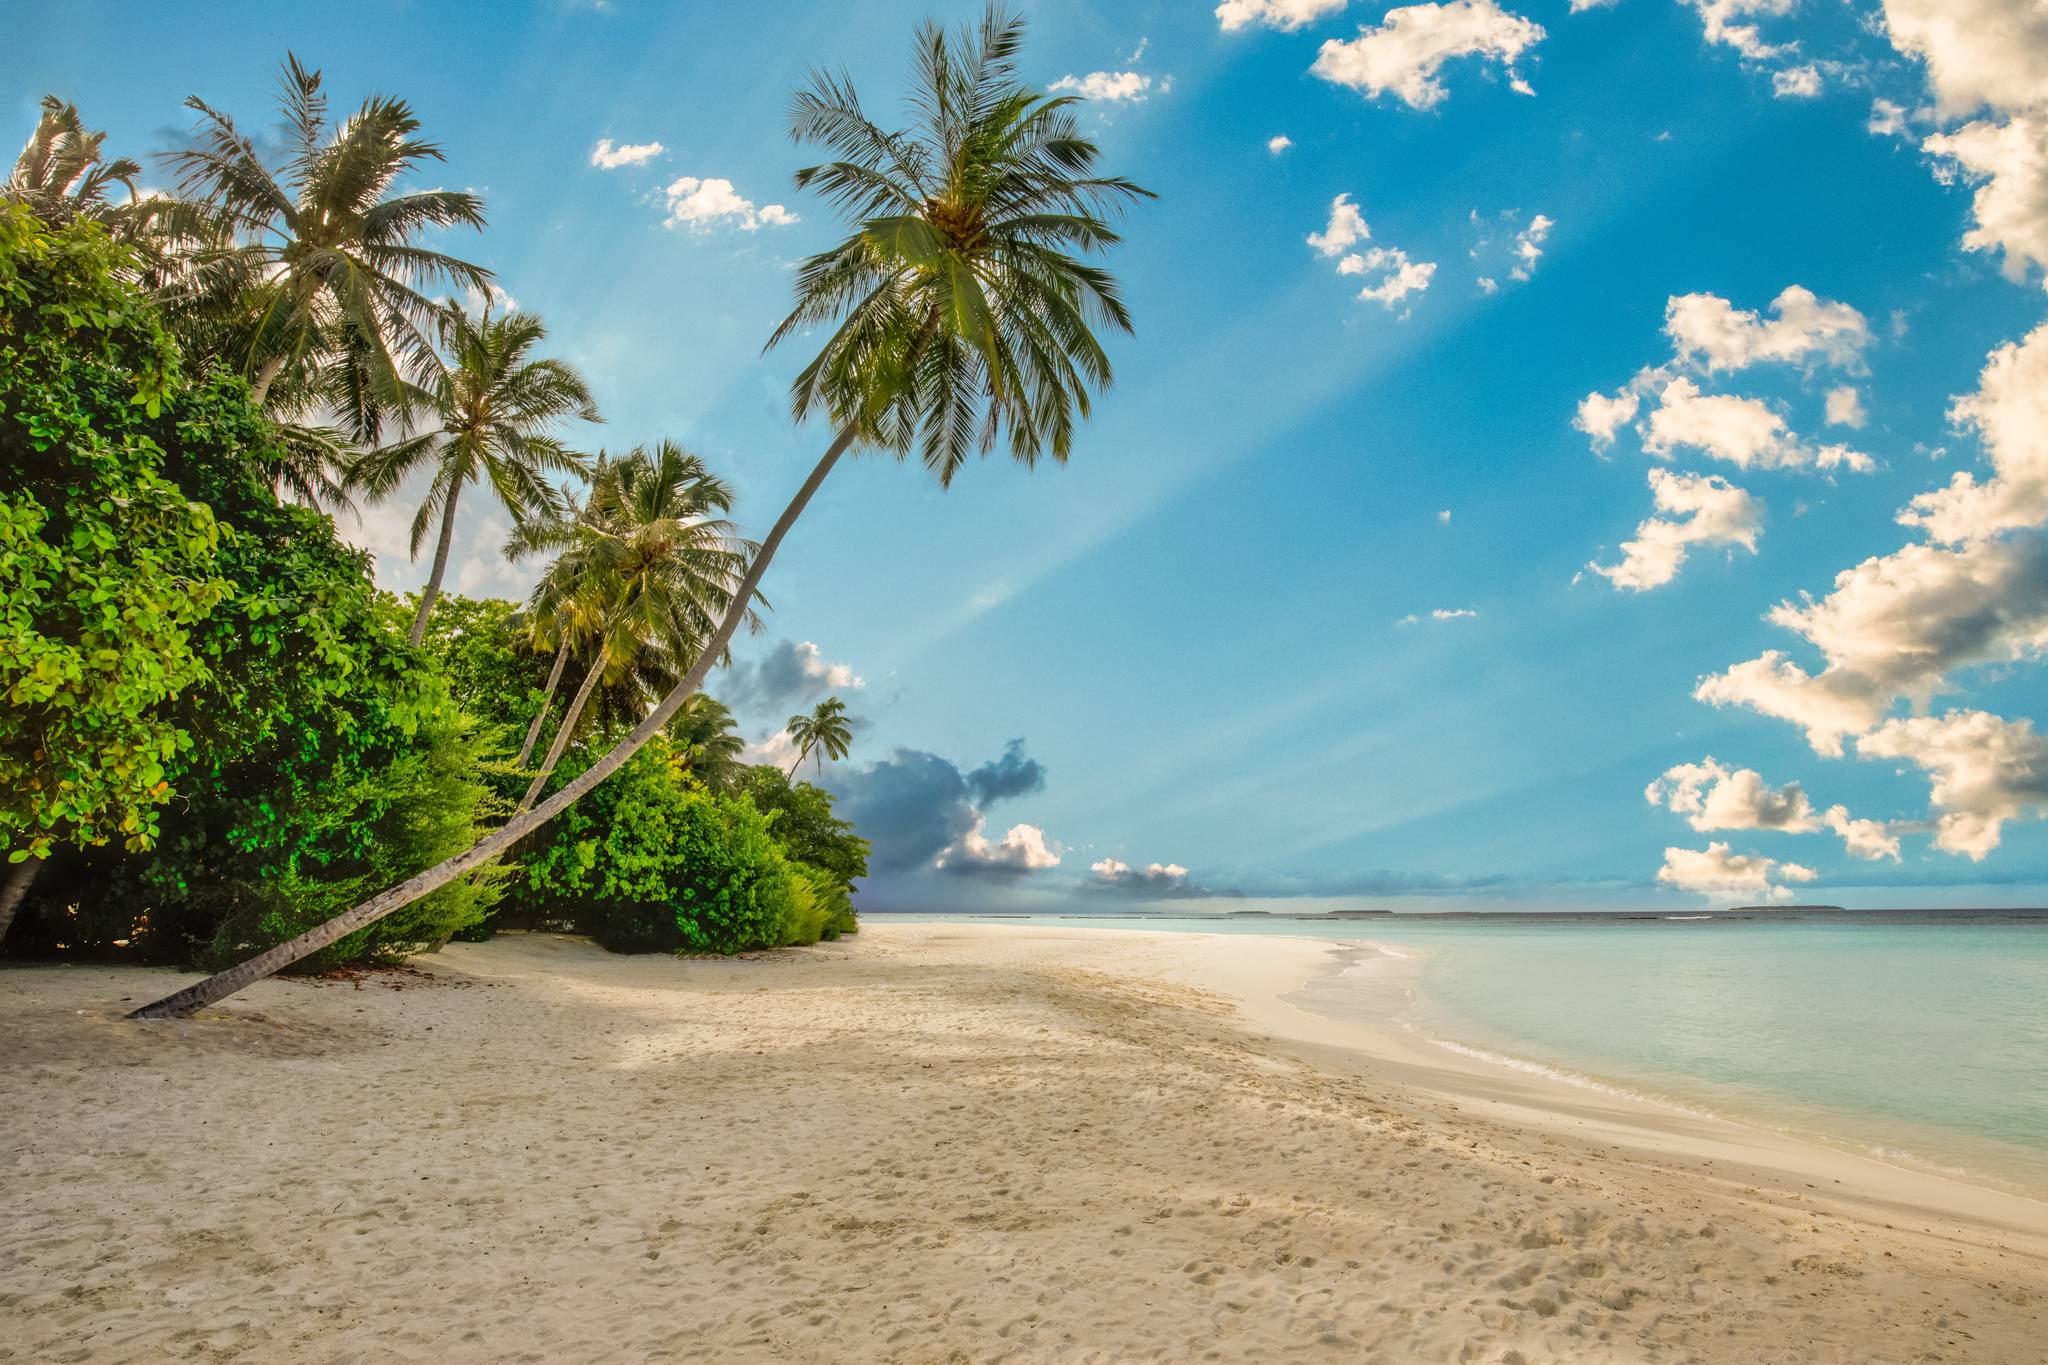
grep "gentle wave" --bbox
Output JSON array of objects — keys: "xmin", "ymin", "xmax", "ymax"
[{"xmin": 1410, "ymin": 1027, "xmax": 1725, "ymax": 1121}]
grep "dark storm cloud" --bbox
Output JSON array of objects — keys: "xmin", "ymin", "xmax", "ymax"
[
  {"xmin": 964, "ymin": 739, "xmax": 1046, "ymax": 807},
  {"xmin": 828, "ymin": 740, "xmax": 1051, "ymax": 873}
]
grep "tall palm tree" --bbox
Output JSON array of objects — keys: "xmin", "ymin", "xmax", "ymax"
[
  {"xmin": 133, "ymin": 5, "xmax": 1147, "ymax": 1018},
  {"xmin": 6, "ymin": 97, "xmax": 142, "ymax": 228},
  {"xmin": 787, "ymin": 696, "xmax": 853, "ymax": 778},
  {"xmin": 509, "ymin": 442, "xmax": 760, "ymax": 810},
  {"xmin": 351, "ymin": 302, "xmax": 600, "ymax": 645},
  {"xmin": 673, "ymin": 694, "xmax": 747, "ymax": 792},
  {"xmin": 166, "ymin": 54, "xmax": 490, "ymax": 441}
]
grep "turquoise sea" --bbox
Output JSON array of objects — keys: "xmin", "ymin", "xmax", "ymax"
[{"xmin": 896, "ymin": 910, "xmax": 2048, "ymax": 1197}]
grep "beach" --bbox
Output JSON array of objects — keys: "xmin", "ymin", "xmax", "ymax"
[{"xmin": 5, "ymin": 922, "xmax": 2045, "ymax": 1363}]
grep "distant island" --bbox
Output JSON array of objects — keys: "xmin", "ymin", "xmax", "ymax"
[{"xmin": 1728, "ymin": 905, "xmax": 1847, "ymax": 912}]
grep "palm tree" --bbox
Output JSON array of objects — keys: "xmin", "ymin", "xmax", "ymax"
[
  {"xmin": 165, "ymin": 54, "xmax": 490, "ymax": 440},
  {"xmin": 351, "ymin": 302, "xmax": 600, "ymax": 645},
  {"xmin": 673, "ymin": 694, "xmax": 747, "ymax": 792},
  {"xmin": 787, "ymin": 697, "xmax": 854, "ymax": 778},
  {"xmin": 512, "ymin": 589, "xmax": 600, "ymax": 769},
  {"xmin": 6, "ymin": 97, "xmax": 142, "ymax": 229},
  {"xmin": 133, "ymin": 5, "xmax": 1147, "ymax": 1018},
  {"xmin": 510, "ymin": 442, "xmax": 760, "ymax": 810}
]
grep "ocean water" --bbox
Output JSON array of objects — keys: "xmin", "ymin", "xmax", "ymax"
[{"xmin": 896, "ymin": 910, "xmax": 2048, "ymax": 1196}]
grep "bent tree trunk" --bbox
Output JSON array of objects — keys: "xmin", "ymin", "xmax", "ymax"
[
  {"xmin": 515, "ymin": 646, "xmax": 573, "ymax": 768},
  {"xmin": 0, "ymin": 854, "xmax": 43, "ymax": 946},
  {"xmin": 129, "ymin": 426, "xmax": 859, "ymax": 1020},
  {"xmin": 518, "ymin": 649, "xmax": 608, "ymax": 811},
  {"xmin": 409, "ymin": 478, "xmax": 464, "ymax": 647}
]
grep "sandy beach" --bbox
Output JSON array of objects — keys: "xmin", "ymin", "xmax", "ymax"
[{"xmin": 5, "ymin": 921, "xmax": 2044, "ymax": 1363}]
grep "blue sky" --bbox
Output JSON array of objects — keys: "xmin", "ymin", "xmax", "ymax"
[{"xmin": 14, "ymin": 0, "xmax": 2048, "ymax": 911}]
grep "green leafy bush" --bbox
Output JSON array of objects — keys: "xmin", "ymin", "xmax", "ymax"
[
  {"xmin": 520, "ymin": 739, "xmax": 802, "ymax": 955},
  {"xmin": 0, "ymin": 207, "xmax": 501, "ymax": 969},
  {"xmin": 0, "ymin": 206, "xmax": 227, "ymax": 864}
]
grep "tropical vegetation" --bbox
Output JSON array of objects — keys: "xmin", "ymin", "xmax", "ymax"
[{"xmin": 0, "ymin": 4, "xmax": 1145, "ymax": 1017}]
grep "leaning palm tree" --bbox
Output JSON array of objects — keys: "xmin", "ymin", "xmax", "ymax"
[
  {"xmin": 6, "ymin": 96, "xmax": 142, "ymax": 228},
  {"xmin": 513, "ymin": 587, "xmax": 603, "ymax": 769},
  {"xmin": 351, "ymin": 302, "xmax": 600, "ymax": 645},
  {"xmin": 133, "ymin": 4, "xmax": 1147, "ymax": 1018},
  {"xmin": 165, "ymin": 54, "xmax": 490, "ymax": 441},
  {"xmin": 510, "ymin": 442, "xmax": 760, "ymax": 810},
  {"xmin": 787, "ymin": 696, "xmax": 854, "ymax": 778}
]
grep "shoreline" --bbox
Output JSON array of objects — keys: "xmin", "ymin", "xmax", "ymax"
[
  {"xmin": 906, "ymin": 921, "xmax": 2048, "ymax": 1246},
  {"xmin": 7, "ymin": 921, "xmax": 2047, "ymax": 1362}
]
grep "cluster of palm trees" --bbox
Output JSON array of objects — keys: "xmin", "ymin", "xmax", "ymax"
[
  {"xmin": 8, "ymin": 60, "xmax": 774, "ymax": 804},
  {"xmin": 15, "ymin": 4, "xmax": 1150, "ymax": 1016}
]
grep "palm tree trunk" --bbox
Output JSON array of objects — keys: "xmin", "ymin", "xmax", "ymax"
[
  {"xmin": 516, "ymin": 647, "xmax": 572, "ymax": 768},
  {"xmin": 519, "ymin": 649, "xmax": 608, "ymax": 811},
  {"xmin": 0, "ymin": 855, "xmax": 43, "ymax": 946},
  {"xmin": 249, "ymin": 353, "xmax": 288, "ymax": 407},
  {"xmin": 787, "ymin": 741, "xmax": 814, "ymax": 780},
  {"xmin": 131, "ymin": 424, "xmax": 858, "ymax": 1020},
  {"xmin": 409, "ymin": 480, "xmax": 463, "ymax": 646}
]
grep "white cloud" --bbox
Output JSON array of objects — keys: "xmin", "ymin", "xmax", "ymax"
[
  {"xmin": 1903, "ymin": 321, "xmax": 2048, "ymax": 543},
  {"xmin": 937, "ymin": 819, "xmax": 1062, "ymax": 873},
  {"xmin": 1398, "ymin": 606, "xmax": 1480, "ymax": 623},
  {"xmin": 1310, "ymin": 1, "xmax": 1546, "ymax": 110},
  {"xmin": 740, "ymin": 726, "xmax": 802, "ymax": 770},
  {"xmin": 1307, "ymin": 193, "xmax": 1371, "ymax": 256},
  {"xmin": 1643, "ymin": 378, "xmax": 1873, "ymax": 472},
  {"xmin": 1868, "ymin": 98, "xmax": 1913, "ymax": 139},
  {"xmin": 1923, "ymin": 115, "xmax": 2048, "ymax": 291},
  {"xmin": 1773, "ymin": 64, "xmax": 1822, "ymax": 99},
  {"xmin": 662, "ymin": 176, "xmax": 797, "ymax": 232},
  {"xmin": 1268, "ymin": 134, "xmax": 1295, "ymax": 154},
  {"xmin": 1575, "ymin": 387, "xmax": 1642, "ymax": 449},
  {"xmin": 1217, "ymin": 0, "xmax": 1348, "ymax": 31},
  {"xmin": 1346, "ymin": 247, "xmax": 1437, "ymax": 308},
  {"xmin": 1825, "ymin": 385, "xmax": 1867, "ymax": 428},
  {"xmin": 1663, "ymin": 286, "xmax": 1872, "ymax": 373},
  {"xmin": 1302, "ymin": 192, "xmax": 1368, "ymax": 255},
  {"xmin": 1695, "ymin": 534, "xmax": 2048, "ymax": 754},
  {"xmin": 590, "ymin": 138, "xmax": 665, "ymax": 169},
  {"xmin": 1683, "ymin": 0, "xmax": 1798, "ymax": 61},
  {"xmin": 1590, "ymin": 467, "xmax": 1762, "ymax": 590},
  {"xmin": 1821, "ymin": 805, "xmax": 1903, "ymax": 861},
  {"xmin": 1310, "ymin": 195, "xmax": 1434, "ymax": 311},
  {"xmin": 1646, "ymin": 758, "xmax": 1817, "ymax": 831},
  {"xmin": 1658, "ymin": 842, "xmax": 1817, "ymax": 903},
  {"xmin": 1438, "ymin": 508, "xmax": 1454, "ymax": 523},
  {"xmin": 1510, "ymin": 212, "xmax": 1553, "ymax": 280},
  {"xmin": 1568, "ymin": 0, "xmax": 1620, "ymax": 9},
  {"xmin": 1859, "ymin": 710, "xmax": 2048, "ymax": 859},
  {"xmin": 1051, "ymin": 70, "xmax": 1154, "ymax": 102},
  {"xmin": 1880, "ymin": 0, "xmax": 2048, "ymax": 121},
  {"xmin": 1644, "ymin": 759, "xmax": 1903, "ymax": 861},
  {"xmin": 1091, "ymin": 857, "xmax": 1196, "ymax": 891}
]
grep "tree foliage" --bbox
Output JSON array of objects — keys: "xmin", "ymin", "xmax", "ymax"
[
  {"xmin": 0, "ymin": 206, "xmax": 226, "ymax": 864},
  {"xmin": 518, "ymin": 739, "xmax": 804, "ymax": 955}
]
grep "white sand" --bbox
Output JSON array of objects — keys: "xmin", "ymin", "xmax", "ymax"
[{"xmin": 4, "ymin": 921, "xmax": 2044, "ymax": 1363}]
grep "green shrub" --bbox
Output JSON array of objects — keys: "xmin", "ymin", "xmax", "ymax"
[
  {"xmin": 0, "ymin": 207, "xmax": 502, "ymax": 970},
  {"xmin": 519, "ymin": 739, "xmax": 802, "ymax": 955},
  {"xmin": 0, "ymin": 207, "xmax": 226, "ymax": 866},
  {"xmin": 792, "ymin": 862, "xmax": 858, "ymax": 941}
]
